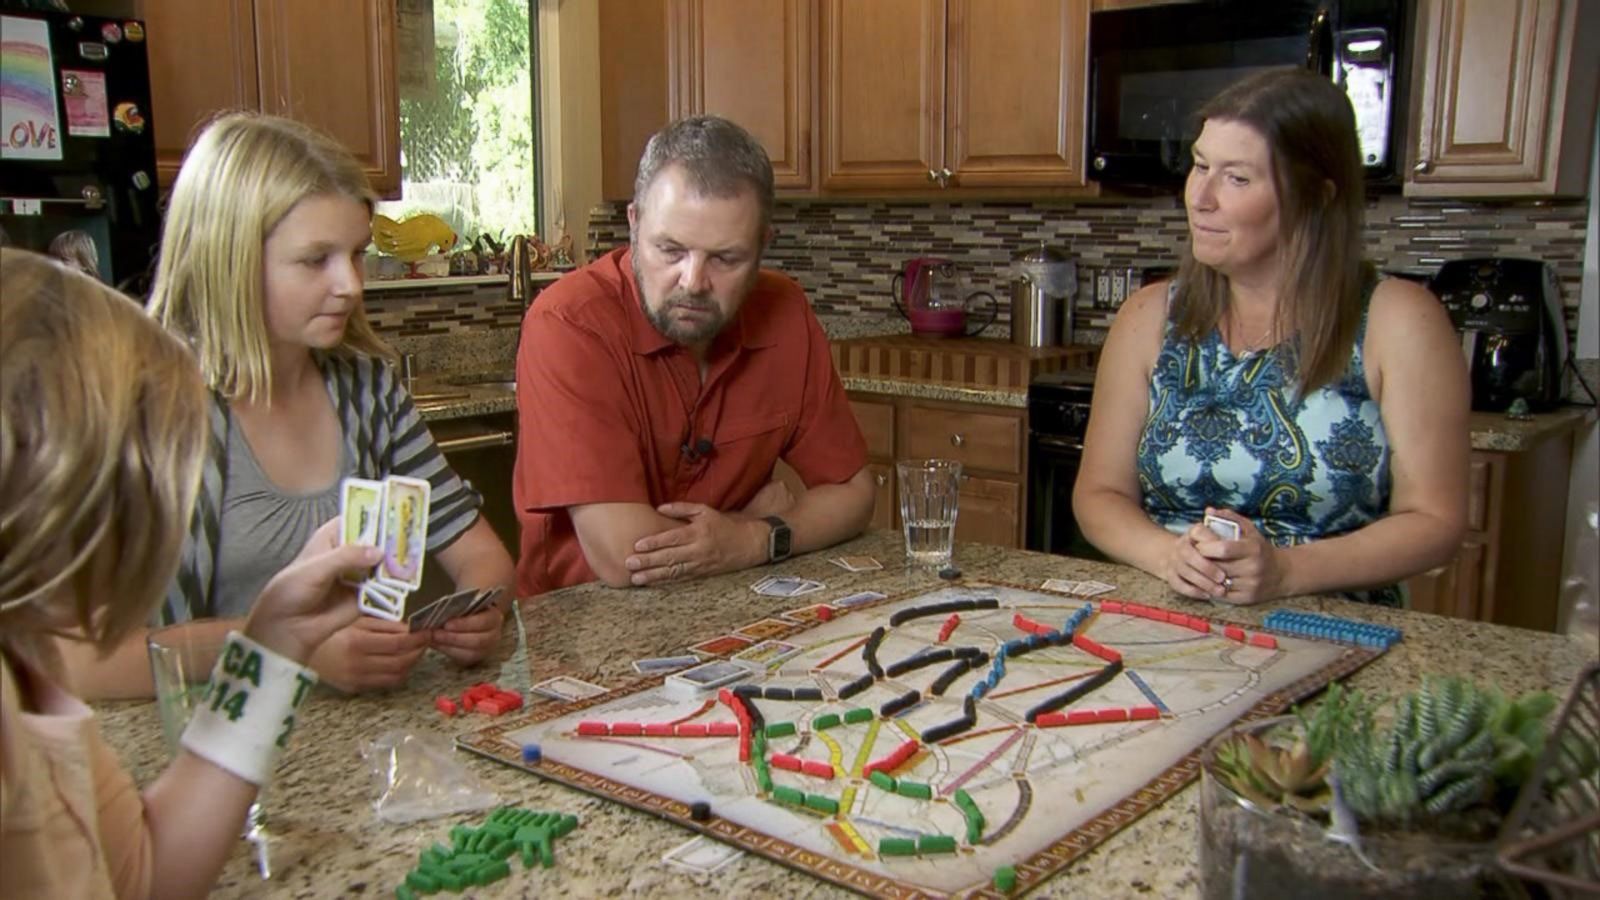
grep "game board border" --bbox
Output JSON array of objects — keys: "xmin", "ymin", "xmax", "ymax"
[{"xmin": 457, "ymin": 581, "xmax": 1384, "ymax": 898}]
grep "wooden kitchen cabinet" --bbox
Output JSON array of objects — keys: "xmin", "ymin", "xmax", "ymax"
[
  {"xmin": 851, "ymin": 397, "xmax": 899, "ymax": 532},
  {"xmin": 668, "ymin": 0, "xmax": 814, "ymax": 190},
  {"xmin": 954, "ymin": 473, "xmax": 1021, "ymax": 547},
  {"xmin": 139, "ymin": 0, "xmax": 400, "ymax": 194},
  {"xmin": 848, "ymin": 392, "xmax": 1027, "ymax": 548},
  {"xmin": 1406, "ymin": 0, "xmax": 1600, "ymax": 197},
  {"xmin": 1403, "ymin": 422, "xmax": 1577, "ymax": 632},
  {"xmin": 819, "ymin": 0, "xmax": 1090, "ymax": 191},
  {"xmin": 867, "ymin": 461, "xmax": 896, "ymax": 532},
  {"xmin": 600, "ymin": 0, "xmax": 811, "ymax": 199}
]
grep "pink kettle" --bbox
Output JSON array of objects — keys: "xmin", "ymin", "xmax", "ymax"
[{"xmin": 890, "ymin": 257, "xmax": 996, "ymax": 338}]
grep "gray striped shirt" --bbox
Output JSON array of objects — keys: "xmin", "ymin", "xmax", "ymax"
[{"xmin": 161, "ymin": 353, "xmax": 482, "ymax": 623}]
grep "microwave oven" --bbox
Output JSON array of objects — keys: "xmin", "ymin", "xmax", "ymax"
[{"xmin": 1087, "ymin": 0, "xmax": 1412, "ymax": 187}]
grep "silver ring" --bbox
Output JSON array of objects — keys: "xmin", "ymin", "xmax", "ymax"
[
  {"xmin": 1223, "ymin": 576, "xmax": 1234, "ymax": 589},
  {"xmin": 670, "ymin": 562, "xmax": 683, "ymax": 579}
]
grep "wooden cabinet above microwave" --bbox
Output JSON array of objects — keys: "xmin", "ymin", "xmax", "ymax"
[
  {"xmin": 818, "ymin": 0, "xmax": 1091, "ymax": 192},
  {"xmin": 599, "ymin": 0, "xmax": 1094, "ymax": 199}
]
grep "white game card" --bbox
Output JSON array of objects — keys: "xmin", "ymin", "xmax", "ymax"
[
  {"xmin": 379, "ymin": 475, "xmax": 430, "ymax": 591},
  {"xmin": 1203, "ymin": 513, "xmax": 1241, "ymax": 541},
  {"xmin": 339, "ymin": 477, "xmax": 386, "ymax": 585}
]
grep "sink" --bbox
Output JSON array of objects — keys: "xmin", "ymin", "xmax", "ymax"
[
  {"xmin": 411, "ymin": 387, "xmax": 471, "ymax": 403},
  {"xmin": 444, "ymin": 373, "xmax": 516, "ymax": 393},
  {"xmin": 445, "ymin": 371, "xmax": 516, "ymax": 387}
]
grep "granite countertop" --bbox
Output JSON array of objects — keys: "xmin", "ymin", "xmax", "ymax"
[
  {"xmin": 94, "ymin": 532, "xmax": 1596, "ymax": 899},
  {"xmin": 1468, "ymin": 405, "xmax": 1594, "ymax": 452},
  {"xmin": 842, "ymin": 375, "xmax": 1029, "ymax": 408}
]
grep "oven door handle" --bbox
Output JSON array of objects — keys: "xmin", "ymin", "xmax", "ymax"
[
  {"xmin": 1034, "ymin": 434, "xmax": 1085, "ymax": 452},
  {"xmin": 435, "ymin": 430, "xmax": 514, "ymax": 453}
]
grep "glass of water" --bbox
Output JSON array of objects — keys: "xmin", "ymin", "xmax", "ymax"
[
  {"xmin": 148, "ymin": 624, "xmax": 275, "ymax": 875},
  {"xmin": 897, "ymin": 458, "xmax": 962, "ymax": 569}
]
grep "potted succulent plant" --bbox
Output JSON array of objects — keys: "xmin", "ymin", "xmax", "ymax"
[{"xmin": 1198, "ymin": 677, "xmax": 1586, "ymax": 899}]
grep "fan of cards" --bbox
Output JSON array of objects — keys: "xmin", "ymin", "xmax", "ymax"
[{"xmin": 340, "ymin": 475, "xmax": 506, "ymax": 627}]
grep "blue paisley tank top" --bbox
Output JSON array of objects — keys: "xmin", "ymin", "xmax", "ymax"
[{"xmin": 1136, "ymin": 283, "xmax": 1399, "ymax": 605}]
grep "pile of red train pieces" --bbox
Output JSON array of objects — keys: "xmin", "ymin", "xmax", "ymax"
[{"xmin": 436, "ymin": 682, "xmax": 525, "ymax": 717}]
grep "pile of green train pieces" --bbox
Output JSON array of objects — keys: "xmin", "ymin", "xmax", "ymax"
[{"xmin": 394, "ymin": 806, "xmax": 580, "ymax": 897}]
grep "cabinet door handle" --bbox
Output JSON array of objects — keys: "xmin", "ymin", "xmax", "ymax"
[
  {"xmin": 1413, "ymin": 158, "xmax": 1432, "ymax": 174},
  {"xmin": 927, "ymin": 168, "xmax": 939, "ymax": 183},
  {"xmin": 874, "ymin": 472, "xmax": 888, "ymax": 486},
  {"xmin": 950, "ymin": 433, "xmax": 965, "ymax": 448}
]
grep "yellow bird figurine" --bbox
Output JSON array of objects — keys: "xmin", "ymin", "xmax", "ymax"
[{"xmin": 372, "ymin": 213, "xmax": 458, "ymax": 263}]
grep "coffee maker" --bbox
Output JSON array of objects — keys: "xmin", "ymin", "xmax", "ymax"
[{"xmin": 1432, "ymin": 258, "xmax": 1567, "ymax": 413}]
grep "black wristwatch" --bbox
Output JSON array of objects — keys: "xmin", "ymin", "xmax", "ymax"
[{"xmin": 764, "ymin": 516, "xmax": 792, "ymax": 564}]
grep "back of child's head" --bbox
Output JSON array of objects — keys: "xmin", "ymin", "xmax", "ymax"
[
  {"xmin": 0, "ymin": 249, "xmax": 208, "ymax": 651},
  {"xmin": 147, "ymin": 111, "xmax": 387, "ymax": 403},
  {"xmin": 46, "ymin": 229, "xmax": 100, "ymax": 279}
]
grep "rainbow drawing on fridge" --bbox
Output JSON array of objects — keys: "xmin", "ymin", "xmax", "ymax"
[{"xmin": 1, "ymin": 15, "xmax": 64, "ymax": 161}]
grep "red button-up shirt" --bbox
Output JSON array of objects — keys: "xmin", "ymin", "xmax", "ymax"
[{"xmin": 512, "ymin": 247, "xmax": 867, "ymax": 595}]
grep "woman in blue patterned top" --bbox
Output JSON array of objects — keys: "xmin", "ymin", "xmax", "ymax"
[{"xmin": 1074, "ymin": 68, "xmax": 1469, "ymax": 606}]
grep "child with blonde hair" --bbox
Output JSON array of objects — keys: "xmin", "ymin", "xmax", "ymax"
[
  {"xmin": 0, "ymin": 248, "xmax": 381, "ymax": 897},
  {"xmin": 67, "ymin": 113, "xmax": 515, "ymax": 696}
]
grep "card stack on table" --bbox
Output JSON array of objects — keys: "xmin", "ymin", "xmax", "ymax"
[
  {"xmin": 1040, "ymin": 578, "xmax": 1117, "ymax": 597},
  {"xmin": 750, "ymin": 574, "xmax": 824, "ymax": 597}
]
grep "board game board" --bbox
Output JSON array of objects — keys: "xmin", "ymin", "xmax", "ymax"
[{"xmin": 459, "ymin": 583, "xmax": 1382, "ymax": 897}]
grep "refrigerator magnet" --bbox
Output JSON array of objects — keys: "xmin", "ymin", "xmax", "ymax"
[
  {"xmin": 112, "ymin": 102, "xmax": 145, "ymax": 134},
  {"xmin": 62, "ymin": 70, "xmax": 109, "ymax": 138}
]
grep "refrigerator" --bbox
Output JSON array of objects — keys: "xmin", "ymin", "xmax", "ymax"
[{"xmin": 1, "ymin": 9, "xmax": 159, "ymax": 293}]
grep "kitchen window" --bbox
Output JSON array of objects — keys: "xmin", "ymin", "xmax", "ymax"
[{"xmin": 377, "ymin": 0, "xmax": 541, "ymax": 242}]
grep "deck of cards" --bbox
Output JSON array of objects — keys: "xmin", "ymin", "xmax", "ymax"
[
  {"xmin": 405, "ymin": 586, "xmax": 506, "ymax": 632},
  {"xmin": 341, "ymin": 475, "xmax": 431, "ymax": 622},
  {"xmin": 1203, "ymin": 513, "xmax": 1242, "ymax": 541},
  {"xmin": 750, "ymin": 574, "xmax": 824, "ymax": 597},
  {"xmin": 1041, "ymin": 578, "xmax": 1117, "ymax": 597},
  {"xmin": 664, "ymin": 659, "xmax": 752, "ymax": 699},
  {"xmin": 828, "ymin": 554, "xmax": 883, "ymax": 572}
]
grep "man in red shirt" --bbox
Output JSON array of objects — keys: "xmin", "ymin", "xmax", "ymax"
[{"xmin": 513, "ymin": 116, "xmax": 874, "ymax": 596}]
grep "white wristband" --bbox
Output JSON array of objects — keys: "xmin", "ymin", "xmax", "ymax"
[{"xmin": 179, "ymin": 631, "xmax": 318, "ymax": 786}]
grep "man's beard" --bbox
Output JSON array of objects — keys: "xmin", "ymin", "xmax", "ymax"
[
  {"xmin": 632, "ymin": 256, "xmax": 732, "ymax": 347},
  {"xmin": 646, "ymin": 288, "xmax": 726, "ymax": 345}
]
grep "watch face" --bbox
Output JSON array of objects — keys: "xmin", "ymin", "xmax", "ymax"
[{"xmin": 769, "ymin": 519, "xmax": 792, "ymax": 560}]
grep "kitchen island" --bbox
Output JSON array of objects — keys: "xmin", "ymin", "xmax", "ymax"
[{"xmin": 94, "ymin": 531, "xmax": 1596, "ymax": 898}]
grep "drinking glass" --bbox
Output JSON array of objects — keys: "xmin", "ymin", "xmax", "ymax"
[
  {"xmin": 147, "ymin": 624, "xmax": 276, "ymax": 876},
  {"xmin": 897, "ymin": 458, "xmax": 962, "ymax": 569}
]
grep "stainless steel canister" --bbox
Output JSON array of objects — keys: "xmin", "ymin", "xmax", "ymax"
[{"xmin": 1009, "ymin": 244, "xmax": 1076, "ymax": 348}]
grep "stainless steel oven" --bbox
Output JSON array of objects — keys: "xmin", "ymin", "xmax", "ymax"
[{"xmin": 1025, "ymin": 371, "xmax": 1105, "ymax": 560}]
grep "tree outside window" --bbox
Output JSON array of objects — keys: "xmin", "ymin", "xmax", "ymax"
[{"xmin": 377, "ymin": 0, "xmax": 538, "ymax": 248}]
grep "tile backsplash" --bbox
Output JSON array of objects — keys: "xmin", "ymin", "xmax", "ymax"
[
  {"xmin": 588, "ymin": 193, "xmax": 1588, "ymax": 345},
  {"xmin": 365, "ymin": 193, "xmax": 1587, "ymax": 355},
  {"xmin": 363, "ymin": 281, "xmax": 527, "ymax": 337}
]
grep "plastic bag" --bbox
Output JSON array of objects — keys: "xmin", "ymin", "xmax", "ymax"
[{"xmin": 362, "ymin": 730, "xmax": 499, "ymax": 824}]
